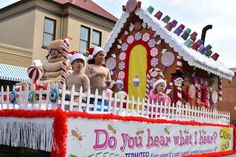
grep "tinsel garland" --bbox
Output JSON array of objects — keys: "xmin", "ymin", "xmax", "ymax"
[
  {"xmin": 0, "ymin": 110, "xmax": 67, "ymax": 157},
  {"xmin": 0, "ymin": 117, "xmax": 53, "ymax": 151}
]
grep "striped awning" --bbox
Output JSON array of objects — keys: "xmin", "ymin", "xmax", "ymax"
[{"xmin": 0, "ymin": 63, "xmax": 29, "ymax": 82}]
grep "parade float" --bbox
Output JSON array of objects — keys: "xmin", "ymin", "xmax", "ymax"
[{"xmin": 0, "ymin": 0, "xmax": 235, "ymax": 157}]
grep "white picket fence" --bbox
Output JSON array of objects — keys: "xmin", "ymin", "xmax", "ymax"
[{"xmin": 0, "ymin": 84, "xmax": 230, "ymax": 124}]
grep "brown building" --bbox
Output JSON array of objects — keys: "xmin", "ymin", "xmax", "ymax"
[
  {"xmin": 0, "ymin": 0, "xmax": 117, "ymax": 85},
  {"xmin": 221, "ymin": 68, "xmax": 236, "ymax": 123}
]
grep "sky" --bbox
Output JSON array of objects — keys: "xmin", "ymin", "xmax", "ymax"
[{"xmin": 1, "ymin": 0, "xmax": 236, "ymax": 68}]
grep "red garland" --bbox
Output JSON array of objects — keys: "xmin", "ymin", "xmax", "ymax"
[
  {"xmin": 0, "ymin": 110, "xmax": 235, "ymax": 157},
  {"xmin": 0, "ymin": 109, "xmax": 68, "ymax": 157},
  {"xmin": 124, "ymin": 40, "xmax": 151, "ymax": 93},
  {"xmin": 51, "ymin": 109, "xmax": 67, "ymax": 157}
]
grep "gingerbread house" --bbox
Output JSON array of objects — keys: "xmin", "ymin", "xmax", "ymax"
[
  {"xmin": 0, "ymin": 1, "xmax": 235, "ymax": 157},
  {"xmin": 104, "ymin": 0, "xmax": 234, "ymax": 107}
]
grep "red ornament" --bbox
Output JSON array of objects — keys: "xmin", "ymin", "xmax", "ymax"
[{"xmin": 27, "ymin": 65, "xmax": 43, "ymax": 83}]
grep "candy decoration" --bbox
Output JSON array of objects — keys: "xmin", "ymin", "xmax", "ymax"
[
  {"xmin": 154, "ymin": 11, "xmax": 163, "ymax": 20},
  {"xmin": 181, "ymin": 28, "xmax": 191, "ymax": 40},
  {"xmin": 145, "ymin": 68, "xmax": 163, "ymax": 100},
  {"xmin": 184, "ymin": 39, "xmax": 193, "ymax": 48},
  {"xmin": 118, "ymin": 71, "xmax": 125, "ymax": 80},
  {"xmin": 50, "ymin": 86, "xmax": 59, "ymax": 103},
  {"xmin": 150, "ymin": 47, "xmax": 158, "ymax": 57},
  {"xmin": 161, "ymin": 51, "xmax": 175, "ymax": 67},
  {"xmin": 218, "ymin": 78, "xmax": 222, "ymax": 101},
  {"xmin": 174, "ymin": 24, "xmax": 185, "ymax": 36},
  {"xmin": 190, "ymin": 32, "xmax": 197, "ymax": 42},
  {"xmin": 134, "ymin": 22, "xmax": 142, "ymax": 31},
  {"xmin": 126, "ymin": 0, "xmax": 138, "ymax": 13},
  {"xmin": 162, "ymin": 15, "xmax": 170, "ymax": 23},
  {"xmin": 134, "ymin": 32, "xmax": 142, "ymax": 41},
  {"xmin": 150, "ymin": 58, "xmax": 158, "ymax": 67},
  {"xmin": 211, "ymin": 53, "xmax": 219, "ymax": 61},
  {"xmin": 116, "ymin": 80, "xmax": 124, "ymax": 90},
  {"xmin": 198, "ymin": 45, "xmax": 206, "ymax": 54},
  {"xmin": 28, "ymin": 90, "xmax": 35, "ymax": 103},
  {"xmin": 142, "ymin": 32, "xmax": 150, "ymax": 42},
  {"xmin": 165, "ymin": 20, "xmax": 177, "ymax": 31},
  {"xmin": 191, "ymin": 39, "xmax": 203, "ymax": 51},
  {"xmin": 196, "ymin": 84, "xmax": 201, "ymax": 104},
  {"xmin": 127, "ymin": 35, "xmax": 134, "ymax": 44},
  {"xmin": 121, "ymin": 43, "xmax": 129, "ymax": 51},
  {"xmin": 9, "ymin": 91, "xmax": 17, "ymax": 104},
  {"xmin": 176, "ymin": 53, "xmax": 183, "ymax": 70},
  {"xmin": 59, "ymin": 38, "xmax": 70, "ymax": 89},
  {"xmin": 133, "ymin": 76, "xmax": 140, "ymax": 87},
  {"xmin": 119, "ymin": 52, "xmax": 126, "ymax": 61},
  {"xmin": 27, "ymin": 63, "xmax": 43, "ymax": 84},
  {"xmin": 118, "ymin": 62, "xmax": 126, "ymax": 70},
  {"xmin": 188, "ymin": 84, "xmax": 196, "ymax": 98},
  {"xmin": 106, "ymin": 58, "xmax": 116, "ymax": 70},
  {"xmin": 147, "ymin": 6, "xmax": 154, "ymax": 14},
  {"xmin": 148, "ymin": 39, "xmax": 156, "ymax": 48}
]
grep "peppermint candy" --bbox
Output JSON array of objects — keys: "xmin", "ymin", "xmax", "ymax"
[
  {"xmin": 134, "ymin": 32, "xmax": 142, "ymax": 41},
  {"xmin": 151, "ymin": 58, "xmax": 158, "ymax": 67},
  {"xmin": 119, "ymin": 62, "xmax": 126, "ymax": 70},
  {"xmin": 142, "ymin": 32, "xmax": 150, "ymax": 42},
  {"xmin": 148, "ymin": 39, "xmax": 156, "ymax": 48},
  {"xmin": 119, "ymin": 52, "xmax": 126, "ymax": 61},
  {"xmin": 127, "ymin": 35, "xmax": 134, "ymax": 44},
  {"xmin": 118, "ymin": 71, "xmax": 125, "ymax": 80},
  {"xmin": 150, "ymin": 47, "xmax": 158, "ymax": 57},
  {"xmin": 121, "ymin": 43, "xmax": 129, "ymax": 51}
]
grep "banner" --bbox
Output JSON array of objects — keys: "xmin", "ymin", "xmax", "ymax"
[{"xmin": 66, "ymin": 118, "xmax": 234, "ymax": 157}]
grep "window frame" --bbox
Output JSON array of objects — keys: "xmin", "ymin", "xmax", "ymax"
[
  {"xmin": 79, "ymin": 25, "xmax": 91, "ymax": 52},
  {"xmin": 91, "ymin": 29, "xmax": 102, "ymax": 47},
  {"xmin": 42, "ymin": 17, "xmax": 56, "ymax": 49}
]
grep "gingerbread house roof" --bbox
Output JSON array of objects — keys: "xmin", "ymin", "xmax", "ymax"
[{"xmin": 104, "ymin": 3, "xmax": 234, "ymax": 80}]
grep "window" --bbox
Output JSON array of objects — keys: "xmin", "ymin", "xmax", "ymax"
[
  {"xmin": 80, "ymin": 26, "xmax": 90, "ymax": 52},
  {"xmin": 43, "ymin": 17, "xmax": 56, "ymax": 47},
  {"xmin": 91, "ymin": 30, "xmax": 101, "ymax": 47}
]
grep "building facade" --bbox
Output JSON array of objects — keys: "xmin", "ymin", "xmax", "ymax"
[
  {"xmin": 0, "ymin": 0, "xmax": 117, "ymax": 84},
  {"xmin": 221, "ymin": 68, "xmax": 236, "ymax": 123}
]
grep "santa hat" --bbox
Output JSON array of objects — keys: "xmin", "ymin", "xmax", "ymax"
[
  {"xmin": 171, "ymin": 70, "xmax": 184, "ymax": 82},
  {"xmin": 153, "ymin": 79, "xmax": 167, "ymax": 90},
  {"xmin": 68, "ymin": 51, "xmax": 86, "ymax": 64},
  {"xmin": 87, "ymin": 47, "xmax": 104, "ymax": 60}
]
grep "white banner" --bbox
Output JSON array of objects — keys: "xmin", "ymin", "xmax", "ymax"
[{"xmin": 66, "ymin": 118, "xmax": 234, "ymax": 157}]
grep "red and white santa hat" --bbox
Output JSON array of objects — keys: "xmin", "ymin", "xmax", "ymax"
[
  {"xmin": 67, "ymin": 51, "xmax": 86, "ymax": 64},
  {"xmin": 153, "ymin": 79, "xmax": 167, "ymax": 90},
  {"xmin": 171, "ymin": 76, "xmax": 184, "ymax": 83},
  {"xmin": 87, "ymin": 47, "xmax": 105, "ymax": 60}
]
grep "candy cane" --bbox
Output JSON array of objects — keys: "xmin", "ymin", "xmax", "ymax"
[
  {"xmin": 145, "ymin": 69, "xmax": 152, "ymax": 101},
  {"xmin": 145, "ymin": 68, "xmax": 163, "ymax": 101},
  {"xmin": 218, "ymin": 77, "xmax": 222, "ymax": 101},
  {"xmin": 59, "ymin": 38, "xmax": 70, "ymax": 89},
  {"xmin": 176, "ymin": 53, "xmax": 183, "ymax": 70}
]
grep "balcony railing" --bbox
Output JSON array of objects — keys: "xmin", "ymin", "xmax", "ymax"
[{"xmin": 0, "ymin": 84, "xmax": 230, "ymax": 124}]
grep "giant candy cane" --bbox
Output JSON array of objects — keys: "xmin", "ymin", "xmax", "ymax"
[
  {"xmin": 59, "ymin": 38, "xmax": 70, "ymax": 89},
  {"xmin": 176, "ymin": 53, "xmax": 183, "ymax": 70}
]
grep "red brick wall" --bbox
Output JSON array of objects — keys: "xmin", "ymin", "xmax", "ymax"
[{"xmin": 220, "ymin": 70, "xmax": 236, "ymax": 122}]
